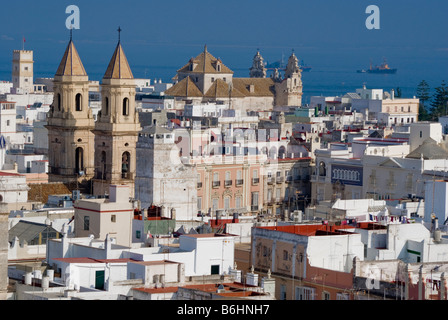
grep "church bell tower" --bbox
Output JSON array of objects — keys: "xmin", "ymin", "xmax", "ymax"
[
  {"xmin": 93, "ymin": 28, "xmax": 140, "ymax": 197},
  {"xmin": 46, "ymin": 33, "xmax": 95, "ymax": 186}
]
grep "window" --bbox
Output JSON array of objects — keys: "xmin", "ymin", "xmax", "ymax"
[
  {"xmin": 337, "ymin": 293, "xmax": 349, "ymax": 300},
  {"xmin": 98, "ymin": 151, "xmax": 106, "ymax": 180},
  {"xmin": 267, "ymin": 189, "xmax": 272, "ymax": 202},
  {"xmin": 235, "ymin": 196, "xmax": 242, "ymax": 209},
  {"xmin": 121, "ymin": 152, "xmax": 130, "ymax": 179},
  {"xmin": 6, "ymin": 120, "xmax": 10, "ymax": 126},
  {"xmin": 111, "ymin": 215, "xmax": 116, "ymax": 223},
  {"xmin": 83, "ymin": 216, "xmax": 90, "ymax": 231},
  {"xmin": 136, "ymin": 230, "xmax": 141, "ymax": 239},
  {"xmin": 75, "ymin": 93, "xmax": 82, "ymax": 111},
  {"xmin": 211, "ymin": 265, "xmax": 220, "ymax": 275},
  {"xmin": 251, "ymin": 192, "xmax": 259, "ymax": 210},
  {"xmin": 57, "ymin": 93, "xmax": 61, "ymax": 111},
  {"xmin": 224, "ymin": 197, "xmax": 230, "ymax": 210},
  {"xmin": 104, "ymin": 97, "xmax": 109, "ymax": 116},
  {"xmin": 322, "ymin": 291, "xmax": 330, "ymax": 300},
  {"xmin": 280, "ymin": 285, "xmax": 287, "ymax": 300},
  {"xmin": 122, "ymin": 97, "xmax": 129, "ymax": 116},
  {"xmin": 296, "ymin": 286, "xmax": 315, "ymax": 300},
  {"xmin": 212, "ymin": 198, "xmax": 219, "ymax": 212},
  {"xmin": 283, "ymin": 250, "xmax": 289, "ymax": 260},
  {"xmin": 75, "ymin": 147, "xmax": 84, "ymax": 174}
]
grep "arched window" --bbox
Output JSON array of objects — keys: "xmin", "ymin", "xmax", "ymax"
[
  {"xmin": 122, "ymin": 151, "xmax": 130, "ymax": 179},
  {"xmin": 75, "ymin": 147, "xmax": 84, "ymax": 174},
  {"xmin": 318, "ymin": 161, "xmax": 326, "ymax": 176},
  {"xmin": 278, "ymin": 146, "xmax": 286, "ymax": 159},
  {"xmin": 75, "ymin": 93, "xmax": 82, "ymax": 111},
  {"xmin": 98, "ymin": 151, "xmax": 106, "ymax": 180},
  {"xmin": 104, "ymin": 97, "xmax": 109, "ymax": 116},
  {"xmin": 122, "ymin": 97, "xmax": 129, "ymax": 116},
  {"xmin": 57, "ymin": 93, "xmax": 61, "ymax": 111}
]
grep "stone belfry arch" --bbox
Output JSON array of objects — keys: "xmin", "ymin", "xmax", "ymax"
[
  {"xmin": 46, "ymin": 33, "xmax": 95, "ymax": 186},
  {"xmin": 93, "ymin": 28, "xmax": 139, "ymax": 197}
]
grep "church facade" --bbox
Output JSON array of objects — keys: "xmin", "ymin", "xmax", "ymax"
[{"xmin": 165, "ymin": 47, "xmax": 303, "ymax": 113}]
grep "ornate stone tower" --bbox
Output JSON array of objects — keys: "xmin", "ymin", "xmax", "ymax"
[
  {"xmin": 274, "ymin": 51, "xmax": 303, "ymax": 107},
  {"xmin": 249, "ymin": 50, "xmax": 267, "ymax": 78},
  {"xmin": 46, "ymin": 38, "xmax": 95, "ymax": 185},
  {"xmin": 93, "ymin": 29, "xmax": 139, "ymax": 197}
]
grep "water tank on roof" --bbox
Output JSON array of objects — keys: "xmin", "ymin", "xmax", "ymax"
[{"xmin": 434, "ymin": 229, "xmax": 442, "ymax": 243}]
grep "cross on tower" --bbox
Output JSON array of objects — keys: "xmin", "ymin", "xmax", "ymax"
[{"xmin": 117, "ymin": 26, "xmax": 122, "ymax": 42}]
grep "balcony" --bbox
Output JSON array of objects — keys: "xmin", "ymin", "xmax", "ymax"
[
  {"xmin": 251, "ymin": 205, "xmax": 259, "ymax": 212},
  {"xmin": 276, "ymin": 177, "xmax": 284, "ymax": 184},
  {"xmin": 267, "ymin": 177, "xmax": 274, "ymax": 185},
  {"xmin": 235, "ymin": 179, "xmax": 244, "ymax": 186},
  {"xmin": 252, "ymin": 178, "xmax": 259, "ymax": 185},
  {"xmin": 212, "ymin": 181, "xmax": 221, "ymax": 188},
  {"xmin": 224, "ymin": 180, "xmax": 233, "ymax": 187}
]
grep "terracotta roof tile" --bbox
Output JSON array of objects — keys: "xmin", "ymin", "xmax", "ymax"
[
  {"xmin": 164, "ymin": 76, "xmax": 203, "ymax": 97},
  {"xmin": 55, "ymin": 40, "xmax": 87, "ymax": 77},
  {"xmin": 103, "ymin": 42, "xmax": 134, "ymax": 80},
  {"xmin": 203, "ymin": 79, "xmax": 245, "ymax": 98},
  {"xmin": 28, "ymin": 182, "xmax": 72, "ymax": 204},
  {"xmin": 232, "ymin": 78, "xmax": 275, "ymax": 97},
  {"xmin": 177, "ymin": 47, "xmax": 233, "ymax": 74}
]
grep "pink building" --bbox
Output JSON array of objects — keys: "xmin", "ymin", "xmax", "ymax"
[{"xmin": 195, "ymin": 156, "xmax": 264, "ymax": 216}]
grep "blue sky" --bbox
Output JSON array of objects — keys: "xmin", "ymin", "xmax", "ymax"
[{"xmin": 0, "ymin": 0, "xmax": 447, "ymax": 82}]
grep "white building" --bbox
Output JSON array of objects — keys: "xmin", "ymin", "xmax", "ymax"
[
  {"xmin": 183, "ymin": 102, "xmax": 229, "ymax": 118},
  {"xmin": 135, "ymin": 125, "xmax": 198, "ymax": 221},
  {"xmin": 0, "ymin": 101, "xmax": 19, "ymax": 146},
  {"xmin": 0, "ymin": 81, "xmax": 13, "ymax": 94},
  {"xmin": 409, "ymin": 122, "xmax": 443, "ymax": 152},
  {"xmin": 354, "ymin": 222, "xmax": 448, "ymax": 263},
  {"xmin": 424, "ymin": 180, "xmax": 448, "ymax": 225},
  {"xmin": 47, "ymin": 230, "xmax": 235, "ymax": 292},
  {"xmin": 0, "ymin": 171, "xmax": 30, "ymax": 212},
  {"xmin": 74, "ymin": 185, "xmax": 134, "ymax": 247},
  {"xmin": 140, "ymin": 94, "xmax": 174, "ymax": 111}
]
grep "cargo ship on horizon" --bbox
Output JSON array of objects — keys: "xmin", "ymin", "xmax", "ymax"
[{"xmin": 357, "ymin": 59, "xmax": 397, "ymax": 74}]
